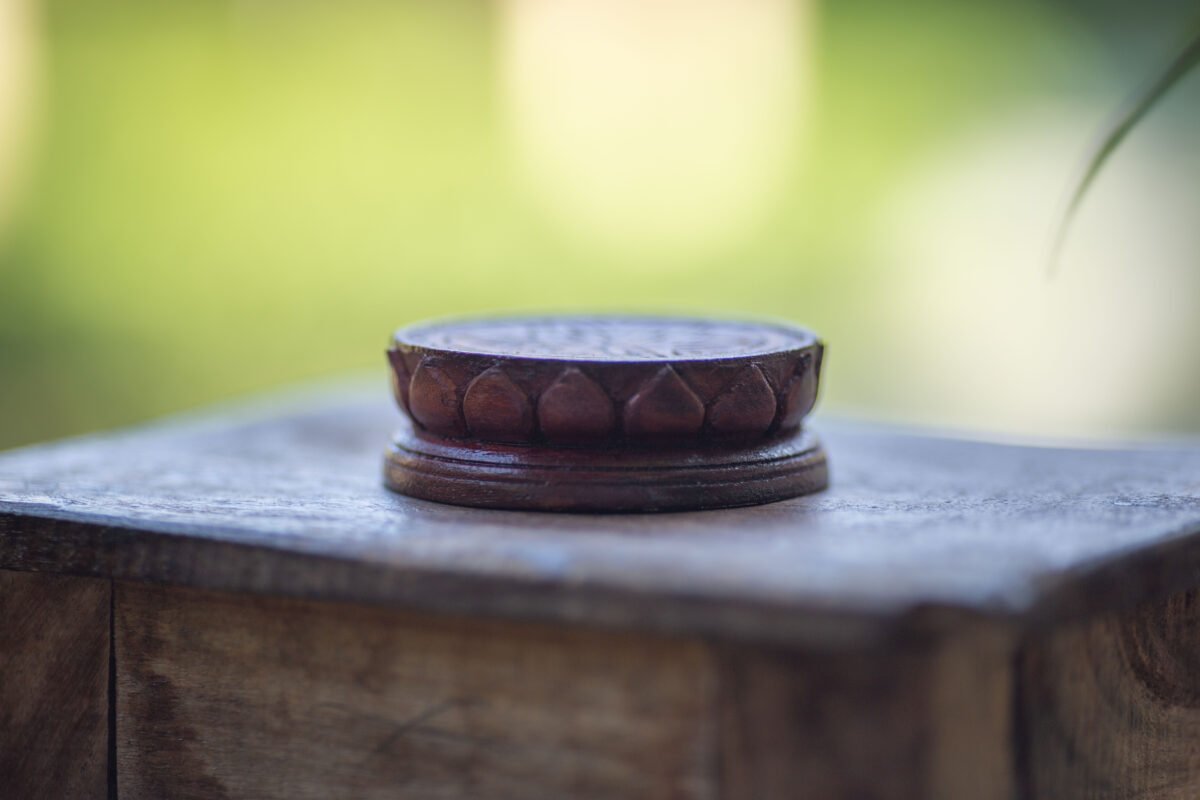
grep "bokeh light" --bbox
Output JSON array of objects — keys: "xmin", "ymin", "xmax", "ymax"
[
  {"xmin": 501, "ymin": 0, "xmax": 807, "ymax": 261},
  {"xmin": 1, "ymin": 0, "xmax": 1198, "ymax": 449}
]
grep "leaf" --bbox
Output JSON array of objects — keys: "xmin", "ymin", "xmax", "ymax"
[{"xmin": 1050, "ymin": 30, "xmax": 1200, "ymax": 274}]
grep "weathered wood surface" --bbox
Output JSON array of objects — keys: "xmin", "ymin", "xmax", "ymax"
[
  {"xmin": 0, "ymin": 570, "xmax": 109, "ymax": 799},
  {"xmin": 116, "ymin": 581, "xmax": 717, "ymax": 800},
  {"xmin": 1018, "ymin": 589, "xmax": 1200, "ymax": 799},
  {"xmin": 719, "ymin": 627, "xmax": 1014, "ymax": 800},
  {"xmin": 114, "ymin": 579, "xmax": 1019, "ymax": 800},
  {"xmin": 2, "ymin": 381, "xmax": 1200, "ymax": 647}
]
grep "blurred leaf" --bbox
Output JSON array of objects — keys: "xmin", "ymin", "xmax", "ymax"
[{"xmin": 1051, "ymin": 30, "xmax": 1200, "ymax": 272}]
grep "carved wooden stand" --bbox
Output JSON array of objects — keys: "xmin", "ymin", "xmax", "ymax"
[{"xmin": 384, "ymin": 316, "xmax": 827, "ymax": 511}]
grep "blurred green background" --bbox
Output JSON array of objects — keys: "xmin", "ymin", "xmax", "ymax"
[{"xmin": 2, "ymin": 0, "xmax": 1199, "ymax": 449}]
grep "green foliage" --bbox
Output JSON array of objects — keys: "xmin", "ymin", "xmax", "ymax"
[{"xmin": 1053, "ymin": 30, "xmax": 1200, "ymax": 270}]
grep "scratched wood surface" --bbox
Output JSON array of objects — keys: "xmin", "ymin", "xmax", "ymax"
[
  {"xmin": 116, "ymin": 581, "xmax": 717, "ymax": 800},
  {"xmin": 2, "ymin": 380, "xmax": 1200, "ymax": 647},
  {"xmin": 113, "ymin": 580, "xmax": 1019, "ymax": 800},
  {"xmin": 0, "ymin": 570, "xmax": 109, "ymax": 798}
]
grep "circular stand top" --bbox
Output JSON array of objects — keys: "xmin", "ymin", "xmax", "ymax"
[
  {"xmin": 397, "ymin": 316, "xmax": 819, "ymax": 363},
  {"xmin": 387, "ymin": 315, "xmax": 824, "ymax": 449}
]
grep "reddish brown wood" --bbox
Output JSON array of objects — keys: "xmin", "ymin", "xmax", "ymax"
[
  {"xmin": 537, "ymin": 368, "xmax": 616, "ymax": 442},
  {"xmin": 385, "ymin": 423, "xmax": 828, "ymax": 512},
  {"xmin": 385, "ymin": 316, "xmax": 826, "ymax": 511}
]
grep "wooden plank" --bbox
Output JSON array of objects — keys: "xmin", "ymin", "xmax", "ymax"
[
  {"xmin": 2, "ymin": 382, "xmax": 1200, "ymax": 647},
  {"xmin": 115, "ymin": 581, "xmax": 718, "ymax": 799},
  {"xmin": 719, "ymin": 628, "xmax": 1014, "ymax": 800},
  {"xmin": 1017, "ymin": 589, "xmax": 1200, "ymax": 799},
  {"xmin": 0, "ymin": 570, "xmax": 109, "ymax": 799},
  {"xmin": 114, "ymin": 581, "xmax": 1031, "ymax": 799}
]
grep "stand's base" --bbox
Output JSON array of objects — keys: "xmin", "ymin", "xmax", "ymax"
[{"xmin": 383, "ymin": 424, "xmax": 828, "ymax": 513}]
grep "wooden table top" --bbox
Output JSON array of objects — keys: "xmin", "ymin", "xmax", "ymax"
[{"xmin": 3, "ymin": 380, "xmax": 1200, "ymax": 648}]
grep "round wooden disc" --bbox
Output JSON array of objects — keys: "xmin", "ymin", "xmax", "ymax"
[
  {"xmin": 384, "ymin": 315, "xmax": 827, "ymax": 511},
  {"xmin": 385, "ymin": 421, "xmax": 828, "ymax": 513}
]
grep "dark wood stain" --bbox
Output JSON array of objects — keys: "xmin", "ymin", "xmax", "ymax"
[
  {"xmin": 1017, "ymin": 590, "xmax": 1200, "ymax": 798},
  {"xmin": 719, "ymin": 629, "xmax": 1014, "ymax": 800},
  {"xmin": 0, "ymin": 570, "xmax": 109, "ymax": 798},
  {"xmin": 116, "ymin": 593, "xmax": 230, "ymax": 799}
]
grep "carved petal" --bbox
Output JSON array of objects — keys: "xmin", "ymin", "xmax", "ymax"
[
  {"xmin": 623, "ymin": 367, "xmax": 704, "ymax": 438},
  {"xmin": 463, "ymin": 367, "xmax": 534, "ymax": 442},
  {"xmin": 408, "ymin": 361, "xmax": 467, "ymax": 436},
  {"xmin": 386, "ymin": 349, "xmax": 412, "ymax": 415},
  {"xmin": 538, "ymin": 368, "xmax": 615, "ymax": 442},
  {"xmin": 781, "ymin": 353, "xmax": 819, "ymax": 429},
  {"xmin": 677, "ymin": 364, "xmax": 740, "ymax": 403},
  {"xmin": 708, "ymin": 365, "xmax": 777, "ymax": 435}
]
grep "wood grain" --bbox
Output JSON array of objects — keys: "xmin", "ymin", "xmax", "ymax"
[
  {"xmin": 1017, "ymin": 589, "xmax": 1200, "ymax": 799},
  {"xmin": 3, "ymin": 382, "xmax": 1200, "ymax": 648},
  {"xmin": 0, "ymin": 570, "xmax": 109, "ymax": 799},
  {"xmin": 719, "ymin": 628, "xmax": 1014, "ymax": 800},
  {"xmin": 115, "ymin": 581, "xmax": 718, "ymax": 800}
]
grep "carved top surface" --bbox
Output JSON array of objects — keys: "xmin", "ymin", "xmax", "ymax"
[
  {"xmin": 387, "ymin": 316, "xmax": 823, "ymax": 445},
  {"xmin": 397, "ymin": 316, "xmax": 816, "ymax": 362}
]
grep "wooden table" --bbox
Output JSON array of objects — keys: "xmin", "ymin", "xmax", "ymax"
[{"xmin": 2, "ymin": 381, "xmax": 1199, "ymax": 799}]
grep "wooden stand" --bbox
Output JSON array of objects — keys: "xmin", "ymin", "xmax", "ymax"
[
  {"xmin": 3, "ymin": 383, "xmax": 1200, "ymax": 798},
  {"xmin": 383, "ymin": 316, "xmax": 827, "ymax": 511},
  {"xmin": 384, "ymin": 422, "xmax": 827, "ymax": 512}
]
